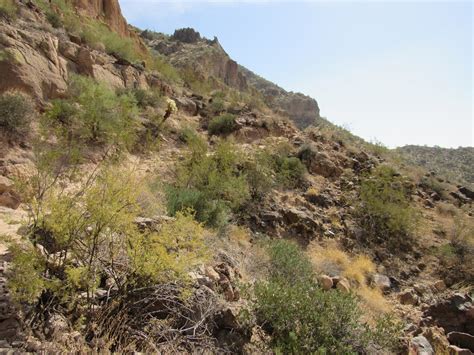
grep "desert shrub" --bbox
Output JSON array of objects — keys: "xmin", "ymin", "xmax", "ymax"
[
  {"xmin": 148, "ymin": 53, "xmax": 181, "ymax": 83},
  {"xmin": 242, "ymin": 145, "xmax": 306, "ymax": 198},
  {"xmin": 242, "ymin": 149, "xmax": 275, "ymax": 199},
  {"xmin": 127, "ymin": 88, "xmax": 163, "ymax": 109},
  {"xmin": 251, "ymin": 239, "xmax": 402, "ymax": 353},
  {"xmin": 81, "ymin": 21, "xmax": 139, "ymax": 62},
  {"xmin": 178, "ymin": 126, "xmax": 200, "ymax": 144},
  {"xmin": 0, "ymin": 0, "xmax": 17, "ymax": 19},
  {"xmin": 44, "ymin": 75, "xmax": 139, "ymax": 148},
  {"xmin": 166, "ymin": 137, "xmax": 249, "ymax": 227},
  {"xmin": 208, "ymin": 113, "xmax": 236, "ymax": 136},
  {"xmin": 420, "ymin": 175, "xmax": 448, "ymax": 198},
  {"xmin": 7, "ymin": 242, "xmax": 46, "ymax": 303},
  {"xmin": 438, "ymin": 214, "xmax": 474, "ymax": 283},
  {"xmin": 0, "ymin": 91, "xmax": 35, "ymax": 135},
  {"xmin": 275, "ymin": 156, "xmax": 306, "ymax": 188},
  {"xmin": 356, "ymin": 165, "xmax": 418, "ymax": 249},
  {"xmin": 46, "ymin": 11, "xmax": 62, "ymax": 28},
  {"xmin": 265, "ymin": 239, "xmax": 313, "ymax": 284},
  {"xmin": 180, "ymin": 67, "xmax": 212, "ymax": 95},
  {"xmin": 209, "ymin": 92, "xmax": 226, "ymax": 113},
  {"xmin": 9, "ymin": 163, "xmax": 208, "ymax": 305}
]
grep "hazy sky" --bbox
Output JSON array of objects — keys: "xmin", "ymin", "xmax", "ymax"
[{"xmin": 120, "ymin": 0, "xmax": 473, "ymax": 148}]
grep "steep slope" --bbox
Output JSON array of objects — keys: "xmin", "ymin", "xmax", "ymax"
[
  {"xmin": 0, "ymin": 1, "xmax": 472, "ymax": 354},
  {"xmin": 396, "ymin": 145, "xmax": 474, "ymax": 188}
]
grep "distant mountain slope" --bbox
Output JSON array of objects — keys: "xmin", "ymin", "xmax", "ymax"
[{"xmin": 396, "ymin": 145, "xmax": 474, "ymax": 187}]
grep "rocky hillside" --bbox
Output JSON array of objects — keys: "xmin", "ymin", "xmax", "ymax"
[
  {"xmin": 142, "ymin": 27, "xmax": 322, "ymax": 129},
  {"xmin": 0, "ymin": 0, "xmax": 473, "ymax": 354},
  {"xmin": 396, "ymin": 145, "xmax": 474, "ymax": 189}
]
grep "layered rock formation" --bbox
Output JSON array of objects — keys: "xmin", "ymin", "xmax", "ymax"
[
  {"xmin": 0, "ymin": 3, "xmax": 170, "ymax": 104},
  {"xmin": 73, "ymin": 0, "xmax": 129, "ymax": 38},
  {"xmin": 240, "ymin": 66, "xmax": 322, "ymax": 129}
]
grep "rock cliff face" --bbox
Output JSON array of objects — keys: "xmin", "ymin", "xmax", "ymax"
[
  {"xmin": 145, "ymin": 30, "xmax": 248, "ymax": 92},
  {"xmin": 0, "ymin": 2, "xmax": 169, "ymax": 104},
  {"xmin": 144, "ymin": 28, "xmax": 321, "ymax": 129},
  {"xmin": 73, "ymin": 0, "xmax": 128, "ymax": 37},
  {"xmin": 240, "ymin": 66, "xmax": 321, "ymax": 129}
]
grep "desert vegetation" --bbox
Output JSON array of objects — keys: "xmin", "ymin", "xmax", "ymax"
[{"xmin": 0, "ymin": 1, "xmax": 472, "ymax": 353}]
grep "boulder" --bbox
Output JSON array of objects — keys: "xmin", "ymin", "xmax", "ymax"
[
  {"xmin": 205, "ymin": 266, "xmax": 221, "ymax": 283},
  {"xmin": 399, "ymin": 289, "xmax": 419, "ymax": 306},
  {"xmin": 336, "ymin": 278, "xmax": 350, "ymax": 293},
  {"xmin": 458, "ymin": 187, "xmax": 474, "ymax": 200},
  {"xmin": 298, "ymin": 145, "xmax": 343, "ymax": 178},
  {"xmin": 432, "ymin": 280, "xmax": 447, "ymax": 292},
  {"xmin": 447, "ymin": 332, "xmax": 474, "ymax": 353},
  {"xmin": 318, "ymin": 275, "xmax": 333, "ymax": 291},
  {"xmin": 409, "ymin": 335, "xmax": 434, "ymax": 355},
  {"xmin": 174, "ymin": 96, "xmax": 198, "ymax": 116},
  {"xmin": 422, "ymin": 293, "xmax": 474, "ymax": 335},
  {"xmin": 373, "ymin": 273, "xmax": 391, "ymax": 291}
]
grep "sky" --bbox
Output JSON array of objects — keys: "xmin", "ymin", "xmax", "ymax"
[{"xmin": 120, "ymin": 0, "xmax": 473, "ymax": 148}]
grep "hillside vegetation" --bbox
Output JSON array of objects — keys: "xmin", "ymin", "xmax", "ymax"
[
  {"xmin": 396, "ymin": 145, "xmax": 474, "ymax": 188},
  {"xmin": 0, "ymin": 0, "xmax": 472, "ymax": 353}
]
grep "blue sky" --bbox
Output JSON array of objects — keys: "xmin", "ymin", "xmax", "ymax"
[{"xmin": 120, "ymin": 0, "xmax": 473, "ymax": 148}]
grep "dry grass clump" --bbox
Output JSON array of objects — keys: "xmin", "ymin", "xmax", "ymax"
[
  {"xmin": 357, "ymin": 286, "xmax": 391, "ymax": 315},
  {"xmin": 308, "ymin": 241, "xmax": 391, "ymax": 314}
]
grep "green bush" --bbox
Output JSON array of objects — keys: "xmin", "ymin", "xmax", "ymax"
[
  {"xmin": 356, "ymin": 165, "xmax": 418, "ymax": 249},
  {"xmin": 0, "ymin": 91, "xmax": 35, "ymax": 135},
  {"xmin": 166, "ymin": 137, "xmax": 249, "ymax": 227},
  {"xmin": 127, "ymin": 88, "xmax": 163, "ymax": 109},
  {"xmin": 81, "ymin": 21, "xmax": 139, "ymax": 62},
  {"xmin": 275, "ymin": 156, "xmax": 306, "ymax": 188},
  {"xmin": 148, "ymin": 53, "xmax": 180, "ymax": 83},
  {"xmin": 9, "ymin": 163, "xmax": 208, "ymax": 304},
  {"xmin": 251, "ymin": 239, "xmax": 402, "ymax": 353},
  {"xmin": 243, "ymin": 150, "xmax": 275, "ymax": 199},
  {"xmin": 208, "ymin": 113, "xmax": 237, "ymax": 136},
  {"xmin": 0, "ymin": 0, "xmax": 17, "ymax": 19},
  {"xmin": 44, "ymin": 75, "xmax": 139, "ymax": 148},
  {"xmin": 265, "ymin": 239, "xmax": 314, "ymax": 283}
]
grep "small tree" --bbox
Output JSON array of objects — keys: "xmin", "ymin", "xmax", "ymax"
[
  {"xmin": 356, "ymin": 165, "xmax": 418, "ymax": 250},
  {"xmin": 0, "ymin": 91, "xmax": 35, "ymax": 135}
]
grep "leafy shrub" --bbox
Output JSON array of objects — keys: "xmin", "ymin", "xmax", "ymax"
[
  {"xmin": 9, "ymin": 163, "xmax": 208, "ymax": 304},
  {"xmin": 0, "ymin": 0, "xmax": 17, "ymax": 19},
  {"xmin": 265, "ymin": 239, "xmax": 313, "ymax": 284},
  {"xmin": 209, "ymin": 92, "xmax": 226, "ymax": 113},
  {"xmin": 81, "ymin": 21, "xmax": 139, "ymax": 62},
  {"xmin": 251, "ymin": 239, "xmax": 402, "ymax": 353},
  {"xmin": 0, "ymin": 91, "xmax": 35, "ymax": 135},
  {"xmin": 127, "ymin": 88, "xmax": 163, "ymax": 109},
  {"xmin": 242, "ymin": 149, "xmax": 275, "ymax": 199},
  {"xmin": 180, "ymin": 67, "xmax": 212, "ymax": 95},
  {"xmin": 46, "ymin": 11, "xmax": 62, "ymax": 28},
  {"xmin": 437, "ymin": 214, "xmax": 474, "ymax": 283},
  {"xmin": 167, "ymin": 137, "xmax": 249, "ymax": 227},
  {"xmin": 356, "ymin": 165, "xmax": 418, "ymax": 249},
  {"xmin": 275, "ymin": 156, "xmax": 306, "ymax": 188},
  {"xmin": 44, "ymin": 75, "xmax": 139, "ymax": 148},
  {"xmin": 148, "ymin": 53, "xmax": 180, "ymax": 83},
  {"xmin": 208, "ymin": 113, "xmax": 237, "ymax": 136},
  {"xmin": 178, "ymin": 126, "xmax": 200, "ymax": 144}
]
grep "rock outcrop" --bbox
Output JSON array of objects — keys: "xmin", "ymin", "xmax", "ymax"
[
  {"xmin": 73, "ymin": 0, "xmax": 129, "ymax": 38},
  {"xmin": 240, "ymin": 66, "xmax": 322, "ymax": 129},
  {"xmin": 0, "ymin": 5, "xmax": 171, "ymax": 104}
]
